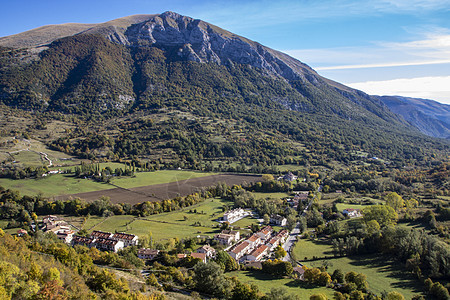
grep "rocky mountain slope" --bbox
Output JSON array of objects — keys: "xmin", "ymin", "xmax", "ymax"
[
  {"xmin": 0, "ymin": 12, "xmax": 447, "ymax": 165},
  {"xmin": 377, "ymin": 96, "xmax": 450, "ymax": 139},
  {"xmin": 0, "ymin": 12, "xmax": 401, "ymax": 124}
]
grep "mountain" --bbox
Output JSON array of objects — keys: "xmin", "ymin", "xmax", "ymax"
[
  {"xmin": 0, "ymin": 12, "xmax": 401, "ymax": 122},
  {"xmin": 377, "ymin": 96, "xmax": 450, "ymax": 139},
  {"xmin": 0, "ymin": 12, "xmax": 447, "ymax": 165}
]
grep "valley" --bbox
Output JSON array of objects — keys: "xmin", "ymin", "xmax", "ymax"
[{"xmin": 0, "ymin": 11, "xmax": 448, "ymax": 300}]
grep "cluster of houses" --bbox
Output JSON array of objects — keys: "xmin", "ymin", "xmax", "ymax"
[
  {"xmin": 225, "ymin": 226, "xmax": 289, "ymax": 263},
  {"xmin": 42, "ymin": 215, "xmax": 76, "ymax": 244},
  {"xmin": 137, "ymin": 244, "xmax": 217, "ymax": 264},
  {"xmin": 40, "ymin": 215, "xmax": 139, "ymax": 253},
  {"xmin": 71, "ymin": 230, "xmax": 139, "ymax": 252}
]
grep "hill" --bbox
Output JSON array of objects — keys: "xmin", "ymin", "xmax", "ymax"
[
  {"xmin": 0, "ymin": 12, "xmax": 448, "ymax": 168},
  {"xmin": 377, "ymin": 95, "xmax": 450, "ymax": 139}
]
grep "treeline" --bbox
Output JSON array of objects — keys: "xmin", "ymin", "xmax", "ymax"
[{"xmin": 0, "ymin": 230, "xmax": 164, "ymax": 299}]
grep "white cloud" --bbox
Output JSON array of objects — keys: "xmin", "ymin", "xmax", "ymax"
[
  {"xmin": 347, "ymin": 76, "xmax": 450, "ymax": 104},
  {"xmin": 284, "ymin": 34, "xmax": 450, "ymax": 71}
]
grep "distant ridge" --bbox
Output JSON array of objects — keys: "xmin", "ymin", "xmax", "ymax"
[{"xmin": 377, "ymin": 96, "xmax": 450, "ymax": 139}]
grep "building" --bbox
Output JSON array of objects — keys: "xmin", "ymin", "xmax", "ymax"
[
  {"xmin": 267, "ymin": 236, "xmax": 280, "ymax": 251},
  {"xmin": 17, "ymin": 229, "xmax": 28, "ymax": 236},
  {"xmin": 95, "ymin": 238, "xmax": 124, "ymax": 253},
  {"xmin": 342, "ymin": 208, "xmax": 362, "ymax": 218},
  {"xmin": 278, "ymin": 172, "xmax": 298, "ymax": 182},
  {"xmin": 270, "ymin": 214, "xmax": 287, "ymax": 227},
  {"xmin": 56, "ymin": 230, "xmax": 75, "ymax": 244},
  {"xmin": 214, "ymin": 233, "xmax": 234, "ymax": 246},
  {"xmin": 196, "ymin": 245, "xmax": 216, "ymax": 258},
  {"xmin": 293, "ymin": 266, "xmax": 305, "ymax": 280},
  {"xmin": 90, "ymin": 230, "xmax": 113, "ymax": 240},
  {"xmin": 112, "ymin": 232, "xmax": 139, "ymax": 247},
  {"xmin": 245, "ymin": 234, "xmax": 262, "ymax": 249},
  {"xmin": 190, "ymin": 252, "xmax": 207, "ymax": 263},
  {"xmin": 221, "ymin": 229, "xmax": 240, "ymax": 241},
  {"xmin": 72, "ymin": 235, "xmax": 96, "ymax": 248},
  {"xmin": 228, "ymin": 241, "xmax": 251, "ymax": 261},
  {"xmin": 256, "ymin": 226, "xmax": 273, "ymax": 241},
  {"xmin": 138, "ymin": 249, "xmax": 159, "ymax": 260},
  {"xmin": 223, "ymin": 208, "xmax": 246, "ymax": 223},
  {"xmin": 247, "ymin": 245, "xmax": 268, "ymax": 261},
  {"xmin": 276, "ymin": 229, "xmax": 289, "ymax": 244}
]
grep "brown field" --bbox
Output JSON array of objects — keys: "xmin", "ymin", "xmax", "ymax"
[{"xmin": 56, "ymin": 174, "xmax": 261, "ymax": 204}]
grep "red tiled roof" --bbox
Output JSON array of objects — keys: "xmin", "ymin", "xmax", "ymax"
[
  {"xmin": 112, "ymin": 232, "xmax": 137, "ymax": 240},
  {"xmin": 249, "ymin": 245, "xmax": 268, "ymax": 257},
  {"xmin": 231, "ymin": 241, "xmax": 250, "ymax": 254},
  {"xmin": 190, "ymin": 252, "xmax": 207, "ymax": 260},
  {"xmin": 247, "ymin": 234, "xmax": 260, "ymax": 242}
]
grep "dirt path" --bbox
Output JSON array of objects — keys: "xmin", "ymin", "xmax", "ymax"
[{"xmin": 55, "ymin": 174, "xmax": 261, "ymax": 204}]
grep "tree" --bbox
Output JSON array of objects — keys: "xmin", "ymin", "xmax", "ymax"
[
  {"xmin": 304, "ymin": 268, "xmax": 321, "ymax": 284},
  {"xmin": 317, "ymin": 272, "xmax": 331, "ymax": 286},
  {"xmin": 193, "ymin": 261, "xmax": 231, "ymax": 298},
  {"xmin": 385, "ymin": 192, "xmax": 405, "ymax": 211},
  {"xmin": 331, "ymin": 269, "xmax": 344, "ymax": 283},
  {"xmin": 386, "ymin": 291, "xmax": 405, "ymax": 300},
  {"xmin": 362, "ymin": 205, "xmax": 398, "ymax": 227},
  {"xmin": 430, "ymin": 282, "xmax": 450, "ymax": 300},
  {"xmin": 263, "ymin": 214, "xmax": 270, "ymax": 225},
  {"xmin": 214, "ymin": 251, "xmax": 239, "ymax": 272},
  {"xmin": 274, "ymin": 245, "xmax": 287, "ymax": 259}
]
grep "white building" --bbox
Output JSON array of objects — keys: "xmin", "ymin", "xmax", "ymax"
[
  {"xmin": 270, "ymin": 214, "xmax": 287, "ymax": 227},
  {"xmin": 138, "ymin": 249, "xmax": 159, "ymax": 260},
  {"xmin": 223, "ymin": 208, "xmax": 246, "ymax": 223}
]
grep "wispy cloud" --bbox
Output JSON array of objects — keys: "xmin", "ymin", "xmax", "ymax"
[
  {"xmin": 316, "ymin": 59, "xmax": 450, "ymax": 71},
  {"xmin": 347, "ymin": 76, "xmax": 450, "ymax": 104},
  {"xmin": 284, "ymin": 33, "xmax": 450, "ymax": 71}
]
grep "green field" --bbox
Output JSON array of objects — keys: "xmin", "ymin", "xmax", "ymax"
[
  {"xmin": 0, "ymin": 175, "xmax": 113, "ymax": 197},
  {"xmin": 111, "ymin": 170, "xmax": 217, "ymax": 189},
  {"xmin": 335, "ymin": 203, "xmax": 369, "ymax": 212},
  {"xmin": 306, "ymin": 255, "xmax": 423, "ymax": 298},
  {"xmin": 232, "ymin": 216, "xmax": 260, "ymax": 229},
  {"xmin": 84, "ymin": 197, "xmax": 233, "ymax": 241},
  {"xmin": 228, "ymin": 270, "xmax": 334, "ymax": 299},
  {"xmin": 293, "ymin": 238, "xmax": 335, "ymax": 261},
  {"xmin": 0, "ymin": 169, "xmax": 217, "ymax": 197}
]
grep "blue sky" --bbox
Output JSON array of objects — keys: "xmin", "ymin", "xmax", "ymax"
[{"xmin": 1, "ymin": 0, "xmax": 450, "ymax": 104}]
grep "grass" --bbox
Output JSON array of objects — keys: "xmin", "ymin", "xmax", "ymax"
[
  {"xmin": 0, "ymin": 169, "xmax": 217, "ymax": 197},
  {"xmin": 306, "ymin": 254, "xmax": 423, "ymax": 299},
  {"xmin": 85, "ymin": 198, "xmax": 233, "ymax": 241},
  {"xmin": 293, "ymin": 238, "xmax": 335, "ymax": 261},
  {"xmin": 0, "ymin": 174, "xmax": 113, "ymax": 197},
  {"xmin": 335, "ymin": 203, "xmax": 369, "ymax": 212},
  {"xmin": 228, "ymin": 270, "xmax": 334, "ymax": 298},
  {"xmin": 110, "ymin": 170, "xmax": 217, "ymax": 189},
  {"xmin": 232, "ymin": 216, "xmax": 260, "ymax": 229}
]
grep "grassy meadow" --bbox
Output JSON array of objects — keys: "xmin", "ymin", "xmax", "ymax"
[
  {"xmin": 228, "ymin": 270, "xmax": 334, "ymax": 299},
  {"xmin": 306, "ymin": 255, "xmax": 423, "ymax": 299},
  {"xmin": 0, "ymin": 169, "xmax": 217, "ymax": 198},
  {"xmin": 81, "ymin": 197, "xmax": 236, "ymax": 242}
]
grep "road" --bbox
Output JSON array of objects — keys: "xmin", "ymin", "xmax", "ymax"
[
  {"xmin": 282, "ymin": 222, "xmax": 300, "ymax": 262},
  {"xmin": 283, "ymin": 185, "xmax": 323, "ymax": 263}
]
